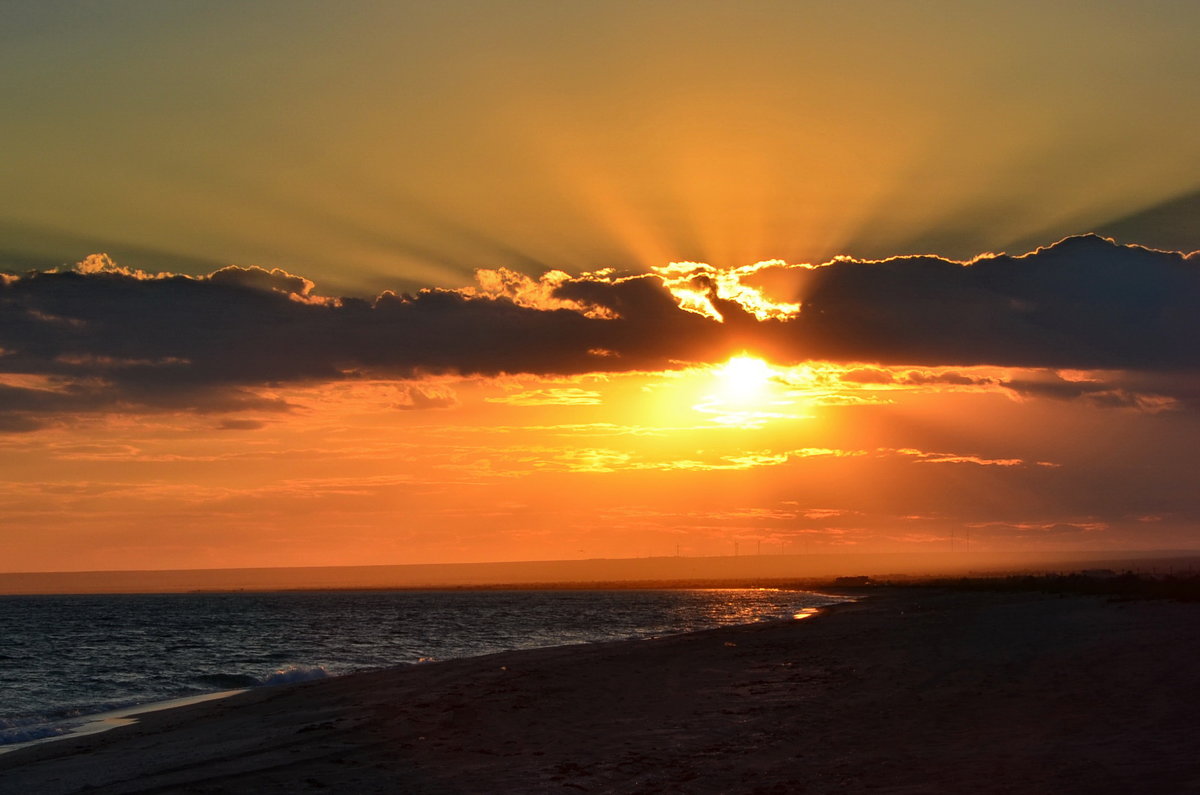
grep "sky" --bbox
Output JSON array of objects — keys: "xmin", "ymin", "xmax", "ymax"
[{"xmin": 1, "ymin": 1, "xmax": 1199, "ymax": 573}]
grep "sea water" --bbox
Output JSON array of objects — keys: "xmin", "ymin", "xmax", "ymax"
[{"xmin": 0, "ymin": 588, "xmax": 840, "ymax": 746}]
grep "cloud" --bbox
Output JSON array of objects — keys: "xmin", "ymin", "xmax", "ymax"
[
  {"xmin": 837, "ymin": 367, "xmax": 895, "ymax": 384},
  {"xmin": 207, "ymin": 265, "xmax": 317, "ymax": 299},
  {"xmin": 393, "ymin": 382, "xmax": 459, "ymax": 411},
  {"xmin": 0, "ymin": 412, "xmax": 45, "ymax": 432},
  {"xmin": 1, "ymin": 236, "xmax": 1198, "ymax": 425},
  {"xmin": 0, "ymin": 256, "xmax": 718, "ymax": 426},
  {"xmin": 542, "ymin": 446, "xmax": 866, "ymax": 474},
  {"xmin": 465, "ymin": 268, "xmax": 617, "ymax": 319},
  {"xmin": 217, "ymin": 418, "xmax": 267, "ymax": 431},
  {"xmin": 486, "ymin": 388, "xmax": 602, "ymax": 406},
  {"xmin": 966, "ymin": 520, "xmax": 1109, "ymax": 537},
  {"xmin": 886, "ymin": 448, "xmax": 1051, "ymax": 467},
  {"xmin": 650, "ymin": 260, "xmax": 802, "ymax": 321},
  {"xmin": 1092, "ymin": 187, "xmax": 1200, "ymax": 256},
  {"xmin": 1000, "ymin": 369, "xmax": 1194, "ymax": 412},
  {"xmin": 893, "ymin": 369, "xmax": 997, "ymax": 387},
  {"xmin": 777, "ymin": 235, "xmax": 1200, "ymax": 370}
]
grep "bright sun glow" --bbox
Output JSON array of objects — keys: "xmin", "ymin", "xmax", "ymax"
[
  {"xmin": 716, "ymin": 355, "xmax": 774, "ymax": 399},
  {"xmin": 686, "ymin": 355, "xmax": 796, "ymax": 428}
]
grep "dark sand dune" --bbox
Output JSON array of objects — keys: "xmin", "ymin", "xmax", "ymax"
[{"xmin": 2, "ymin": 590, "xmax": 1197, "ymax": 793}]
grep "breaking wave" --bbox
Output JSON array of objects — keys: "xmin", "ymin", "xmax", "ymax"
[
  {"xmin": 259, "ymin": 665, "xmax": 329, "ymax": 686},
  {"xmin": 195, "ymin": 664, "xmax": 328, "ymax": 690},
  {"xmin": 0, "ymin": 717, "xmax": 67, "ymax": 747}
]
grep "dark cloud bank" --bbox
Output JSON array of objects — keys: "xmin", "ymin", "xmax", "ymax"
[{"xmin": 1, "ymin": 236, "xmax": 1197, "ymax": 425}]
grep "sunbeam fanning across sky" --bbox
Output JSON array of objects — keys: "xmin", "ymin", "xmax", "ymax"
[{"xmin": 3, "ymin": 2, "xmax": 1200, "ymax": 294}]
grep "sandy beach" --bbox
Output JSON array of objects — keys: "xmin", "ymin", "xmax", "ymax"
[{"xmin": 2, "ymin": 589, "xmax": 1197, "ymax": 794}]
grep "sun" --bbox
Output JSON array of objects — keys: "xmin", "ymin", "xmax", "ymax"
[
  {"xmin": 689, "ymin": 355, "xmax": 793, "ymax": 428},
  {"xmin": 715, "ymin": 355, "xmax": 774, "ymax": 400}
]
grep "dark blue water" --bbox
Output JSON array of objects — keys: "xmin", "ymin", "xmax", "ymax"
[{"xmin": 0, "ymin": 588, "xmax": 840, "ymax": 746}]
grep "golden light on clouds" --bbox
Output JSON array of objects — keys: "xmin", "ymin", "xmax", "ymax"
[{"xmin": 654, "ymin": 261, "xmax": 804, "ymax": 322}]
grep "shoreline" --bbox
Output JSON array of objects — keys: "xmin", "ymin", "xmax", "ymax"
[
  {"xmin": 2, "ymin": 589, "xmax": 1197, "ymax": 793},
  {"xmin": 0, "ymin": 690, "xmax": 246, "ymax": 757},
  {"xmin": 0, "ymin": 590, "xmax": 850, "ymax": 757}
]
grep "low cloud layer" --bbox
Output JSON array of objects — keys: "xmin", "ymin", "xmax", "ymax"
[
  {"xmin": 772, "ymin": 235, "xmax": 1199, "ymax": 370},
  {"xmin": 1, "ymin": 236, "xmax": 1197, "ymax": 426}
]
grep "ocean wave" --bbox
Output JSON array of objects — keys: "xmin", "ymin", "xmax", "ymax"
[
  {"xmin": 259, "ymin": 665, "xmax": 329, "ymax": 686},
  {"xmin": 1, "ymin": 665, "xmax": 330, "ymax": 750},
  {"xmin": 0, "ymin": 718, "xmax": 67, "ymax": 746},
  {"xmin": 194, "ymin": 664, "xmax": 329, "ymax": 690}
]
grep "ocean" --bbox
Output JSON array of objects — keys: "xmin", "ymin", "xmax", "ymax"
[{"xmin": 0, "ymin": 588, "xmax": 840, "ymax": 748}]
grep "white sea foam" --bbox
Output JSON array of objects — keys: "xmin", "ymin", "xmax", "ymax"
[{"xmin": 0, "ymin": 718, "xmax": 67, "ymax": 746}]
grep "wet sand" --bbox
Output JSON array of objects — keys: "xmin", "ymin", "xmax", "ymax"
[{"xmin": 2, "ymin": 589, "xmax": 1197, "ymax": 793}]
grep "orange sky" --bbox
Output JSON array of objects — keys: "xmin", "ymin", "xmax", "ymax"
[{"xmin": 2, "ymin": 3, "xmax": 1199, "ymax": 573}]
